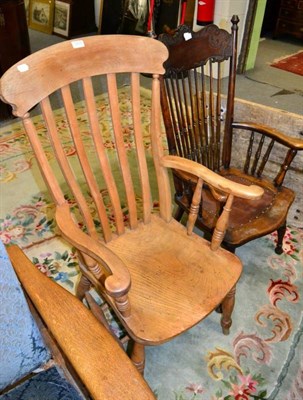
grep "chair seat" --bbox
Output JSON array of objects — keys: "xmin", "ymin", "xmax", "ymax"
[
  {"xmin": 175, "ymin": 167, "xmax": 295, "ymax": 246},
  {"xmin": 106, "ymin": 214, "xmax": 242, "ymax": 345}
]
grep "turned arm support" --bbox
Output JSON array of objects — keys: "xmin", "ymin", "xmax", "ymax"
[
  {"xmin": 6, "ymin": 246, "xmax": 154, "ymax": 400},
  {"xmin": 232, "ymin": 122, "xmax": 303, "ymax": 150},
  {"xmin": 55, "ymin": 203, "xmax": 131, "ymax": 316},
  {"xmin": 162, "ymin": 155, "xmax": 264, "ymax": 250},
  {"xmin": 162, "ymin": 155, "xmax": 264, "ymax": 200}
]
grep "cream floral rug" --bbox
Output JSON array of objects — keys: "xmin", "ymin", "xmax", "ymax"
[{"xmin": 0, "ymin": 87, "xmax": 302, "ymax": 400}]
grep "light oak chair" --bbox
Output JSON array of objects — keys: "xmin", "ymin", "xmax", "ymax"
[
  {"xmin": 159, "ymin": 16, "xmax": 303, "ymax": 254},
  {"xmin": 0, "ymin": 35, "xmax": 263, "ymax": 374},
  {"xmin": 1, "ymin": 244, "xmax": 155, "ymax": 399}
]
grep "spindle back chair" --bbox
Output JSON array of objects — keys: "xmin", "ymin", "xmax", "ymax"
[
  {"xmin": 159, "ymin": 16, "xmax": 303, "ymax": 254},
  {"xmin": 0, "ymin": 35, "xmax": 263, "ymax": 374}
]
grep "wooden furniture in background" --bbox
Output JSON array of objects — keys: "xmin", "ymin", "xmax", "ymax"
[
  {"xmin": 6, "ymin": 245, "xmax": 155, "ymax": 399},
  {"xmin": 159, "ymin": 16, "xmax": 303, "ymax": 254},
  {"xmin": 154, "ymin": 0, "xmax": 180, "ymax": 35},
  {"xmin": 0, "ymin": 35, "xmax": 263, "ymax": 374},
  {"xmin": 274, "ymin": 0, "xmax": 303, "ymax": 40},
  {"xmin": 98, "ymin": 0, "xmax": 123, "ymax": 34},
  {"xmin": 97, "ymin": 0, "xmax": 104, "ymax": 34},
  {"xmin": 0, "ymin": 0, "xmax": 30, "ymax": 120},
  {"xmin": 184, "ymin": 0, "xmax": 196, "ymax": 28}
]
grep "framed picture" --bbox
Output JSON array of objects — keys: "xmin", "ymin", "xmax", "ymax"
[
  {"xmin": 28, "ymin": 0, "xmax": 54, "ymax": 34},
  {"xmin": 53, "ymin": 0, "xmax": 71, "ymax": 38}
]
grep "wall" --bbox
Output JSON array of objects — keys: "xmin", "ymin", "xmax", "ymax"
[
  {"xmin": 210, "ymin": 0, "xmax": 248, "ymax": 42},
  {"xmin": 192, "ymin": 0, "xmax": 250, "ymax": 77},
  {"xmin": 244, "ymin": 0, "xmax": 266, "ymax": 70}
]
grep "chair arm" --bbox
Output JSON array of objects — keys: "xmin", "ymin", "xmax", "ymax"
[
  {"xmin": 55, "ymin": 203, "xmax": 131, "ymax": 299},
  {"xmin": 232, "ymin": 122, "xmax": 303, "ymax": 150},
  {"xmin": 162, "ymin": 155, "xmax": 264, "ymax": 200},
  {"xmin": 6, "ymin": 246, "xmax": 155, "ymax": 400}
]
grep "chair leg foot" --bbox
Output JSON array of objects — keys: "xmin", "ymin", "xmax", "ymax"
[
  {"xmin": 76, "ymin": 274, "xmax": 91, "ymax": 300},
  {"xmin": 275, "ymin": 222, "xmax": 286, "ymax": 255},
  {"xmin": 220, "ymin": 286, "xmax": 236, "ymax": 335},
  {"xmin": 130, "ymin": 342, "xmax": 145, "ymax": 374},
  {"xmin": 275, "ymin": 247, "xmax": 284, "ymax": 255}
]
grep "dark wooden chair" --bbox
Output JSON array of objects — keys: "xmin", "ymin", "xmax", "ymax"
[
  {"xmin": 159, "ymin": 16, "xmax": 303, "ymax": 254},
  {"xmin": 0, "ymin": 35, "xmax": 263, "ymax": 374}
]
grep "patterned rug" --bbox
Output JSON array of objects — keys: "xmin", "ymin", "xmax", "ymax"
[
  {"xmin": 270, "ymin": 51, "xmax": 303, "ymax": 77},
  {"xmin": 1, "ymin": 87, "xmax": 302, "ymax": 400}
]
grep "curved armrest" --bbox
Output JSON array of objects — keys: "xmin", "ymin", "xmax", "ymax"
[
  {"xmin": 162, "ymin": 155, "xmax": 264, "ymax": 200},
  {"xmin": 6, "ymin": 246, "xmax": 155, "ymax": 400},
  {"xmin": 55, "ymin": 203, "xmax": 131, "ymax": 298},
  {"xmin": 232, "ymin": 122, "xmax": 303, "ymax": 150}
]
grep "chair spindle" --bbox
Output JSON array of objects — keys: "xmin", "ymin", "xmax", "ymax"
[
  {"xmin": 82, "ymin": 76, "xmax": 125, "ymax": 237},
  {"xmin": 257, "ymin": 139, "xmax": 274, "ymax": 177},
  {"xmin": 130, "ymin": 72, "xmax": 152, "ymax": 224},
  {"xmin": 61, "ymin": 84, "xmax": 112, "ymax": 242},
  {"xmin": 187, "ymin": 177, "xmax": 203, "ymax": 235},
  {"xmin": 211, "ymin": 194, "xmax": 234, "ymax": 251},
  {"xmin": 107, "ymin": 73, "xmax": 138, "ymax": 230},
  {"xmin": 40, "ymin": 96, "xmax": 99, "ymax": 239}
]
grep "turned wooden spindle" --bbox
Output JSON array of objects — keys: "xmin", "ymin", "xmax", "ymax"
[
  {"xmin": 76, "ymin": 274, "xmax": 91, "ymax": 300},
  {"xmin": 76, "ymin": 250, "xmax": 106, "ymax": 298},
  {"xmin": 211, "ymin": 194, "xmax": 234, "ymax": 251},
  {"xmin": 187, "ymin": 178, "xmax": 203, "ymax": 235},
  {"xmin": 115, "ymin": 294, "xmax": 131, "ymax": 318}
]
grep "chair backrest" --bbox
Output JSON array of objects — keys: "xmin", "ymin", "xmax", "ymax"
[
  {"xmin": 0, "ymin": 35, "xmax": 171, "ymax": 243},
  {"xmin": 0, "ymin": 34, "xmax": 263, "ymax": 258},
  {"xmin": 159, "ymin": 16, "xmax": 239, "ymax": 172}
]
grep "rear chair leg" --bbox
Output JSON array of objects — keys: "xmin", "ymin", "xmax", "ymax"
[
  {"xmin": 275, "ymin": 222, "xmax": 286, "ymax": 255},
  {"xmin": 220, "ymin": 286, "xmax": 236, "ymax": 335}
]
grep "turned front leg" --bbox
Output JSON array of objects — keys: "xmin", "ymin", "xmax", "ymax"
[
  {"xmin": 275, "ymin": 221, "xmax": 286, "ymax": 255},
  {"xmin": 220, "ymin": 285, "xmax": 236, "ymax": 335},
  {"xmin": 130, "ymin": 342, "xmax": 145, "ymax": 374}
]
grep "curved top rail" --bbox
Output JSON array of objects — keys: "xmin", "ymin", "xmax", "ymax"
[
  {"xmin": 0, "ymin": 35, "xmax": 168, "ymax": 117},
  {"xmin": 158, "ymin": 23, "xmax": 235, "ymax": 74}
]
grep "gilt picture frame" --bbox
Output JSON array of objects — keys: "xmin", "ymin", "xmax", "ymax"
[{"xmin": 28, "ymin": 0, "xmax": 55, "ymax": 34}]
